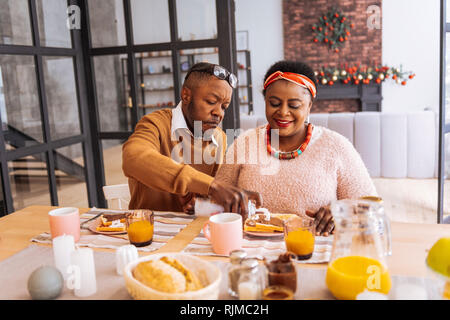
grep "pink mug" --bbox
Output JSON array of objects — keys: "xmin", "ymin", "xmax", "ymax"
[
  {"xmin": 48, "ymin": 207, "xmax": 80, "ymax": 242},
  {"xmin": 203, "ymin": 213, "xmax": 243, "ymax": 255}
]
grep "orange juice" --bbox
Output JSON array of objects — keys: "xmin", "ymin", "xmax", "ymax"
[
  {"xmin": 326, "ymin": 256, "xmax": 391, "ymax": 300},
  {"xmin": 444, "ymin": 281, "xmax": 450, "ymax": 300},
  {"xmin": 127, "ymin": 220, "xmax": 153, "ymax": 247},
  {"xmin": 285, "ymin": 228, "xmax": 315, "ymax": 259}
]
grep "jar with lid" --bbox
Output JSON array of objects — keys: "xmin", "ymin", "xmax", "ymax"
[
  {"xmin": 237, "ymin": 258, "xmax": 265, "ymax": 300},
  {"xmin": 227, "ymin": 250, "xmax": 247, "ymax": 297}
]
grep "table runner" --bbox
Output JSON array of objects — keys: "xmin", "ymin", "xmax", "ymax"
[
  {"xmin": 182, "ymin": 229, "xmax": 333, "ymax": 263},
  {"xmin": 0, "ymin": 245, "xmax": 441, "ymax": 300},
  {"xmin": 30, "ymin": 209, "xmax": 196, "ymax": 253}
]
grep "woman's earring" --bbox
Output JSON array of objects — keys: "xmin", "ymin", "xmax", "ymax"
[{"xmin": 305, "ymin": 115, "xmax": 310, "ymax": 124}]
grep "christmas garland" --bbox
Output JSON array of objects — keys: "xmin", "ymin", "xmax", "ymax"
[
  {"xmin": 315, "ymin": 64, "xmax": 415, "ymax": 86},
  {"xmin": 312, "ymin": 7, "xmax": 354, "ymax": 53}
]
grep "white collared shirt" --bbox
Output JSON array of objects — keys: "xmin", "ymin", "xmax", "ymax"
[{"xmin": 171, "ymin": 102, "xmax": 219, "ymax": 146}]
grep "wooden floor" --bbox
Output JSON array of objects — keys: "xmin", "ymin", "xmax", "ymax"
[{"xmin": 9, "ymin": 145, "xmax": 450, "ymax": 224}]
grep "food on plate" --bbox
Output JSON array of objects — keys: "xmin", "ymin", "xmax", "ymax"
[
  {"xmin": 95, "ymin": 213, "xmax": 127, "ymax": 232},
  {"xmin": 133, "ymin": 256, "xmax": 203, "ymax": 293},
  {"xmin": 244, "ymin": 212, "xmax": 297, "ymax": 233}
]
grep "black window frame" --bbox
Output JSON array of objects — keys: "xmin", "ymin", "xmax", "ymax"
[
  {"xmin": 438, "ymin": 0, "xmax": 450, "ymax": 223},
  {"xmin": 0, "ymin": 0, "xmax": 104, "ymax": 215}
]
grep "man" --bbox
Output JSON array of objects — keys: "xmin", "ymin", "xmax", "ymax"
[{"xmin": 122, "ymin": 62, "xmax": 262, "ymax": 216}]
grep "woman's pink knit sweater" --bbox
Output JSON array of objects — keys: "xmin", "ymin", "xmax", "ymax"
[{"xmin": 215, "ymin": 125, "xmax": 377, "ymax": 215}]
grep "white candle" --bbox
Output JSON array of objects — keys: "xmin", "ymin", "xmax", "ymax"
[
  {"xmin": 238, "ymin": 281, "xmax": 260, "ymax": 300},
  {"xmin": 116, "ymin": 245, "xmax": 138, "ymax": 275},
  {"xmin": 71, "ymin": 248, "xmax": 97, "ymax": 297},
  {"xmin": 52, "ymin": 234, "xmax": 75, "ymax": 279}
]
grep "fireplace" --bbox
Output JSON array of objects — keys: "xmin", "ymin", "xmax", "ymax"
[{"xmin": 313, "ymin": 83, "xmax": 382, "ymax": 113}]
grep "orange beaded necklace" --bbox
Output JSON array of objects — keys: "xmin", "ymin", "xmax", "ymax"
[{"xmin": 266, "ymin": 123, "xmax": 314, "ymax": 160}]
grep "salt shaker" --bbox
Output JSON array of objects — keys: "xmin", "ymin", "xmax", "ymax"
[
  {"xmin": 228, "ymin": 250, "xmax": 248, "ymax": 297},
  {"xmin": 115, "ymin": 244, "xmax": 139, "ymax": 275},
  {"xmin": 194, "ymin": 198, "xmax": 224, "ymax": 217},
  {"xmin": 237, "ymin": 258, "xmax": 264, "ymax": 300}
]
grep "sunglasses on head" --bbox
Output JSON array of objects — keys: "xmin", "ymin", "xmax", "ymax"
[{"xmin": 185, "ymin": 64, "xmax": 238, "ymax": 89}]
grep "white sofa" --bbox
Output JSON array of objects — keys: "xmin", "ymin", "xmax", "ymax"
[{"xmin": 239, "ymin": 111, "xmax": 438, "ymax": 178}]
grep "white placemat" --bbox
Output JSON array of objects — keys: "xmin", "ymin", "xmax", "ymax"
[
  {"xmin": 183, "ymin": 230, "xmax": 333, "ymax": 263},
  {"xmin": 30, "ymin": 209, "xmax": 196, "ymax": 253}
]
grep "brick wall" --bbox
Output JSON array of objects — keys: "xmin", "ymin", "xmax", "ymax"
[{"xmin": 282, "ymin": 0, "xmax": 382, "ymax": 113}]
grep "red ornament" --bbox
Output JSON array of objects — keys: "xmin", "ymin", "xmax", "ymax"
[
  {"xmin": 409, "ymin": 74, "xmax": 415, "ymax": 79},
  {"xmin": 376, "ymin": 78, "xmax": 381, "ymax": 84},
  {"xmin": 313, "ymin": 38, "xmax": 319, "ymax": 43},
  {"xmin": 324, "ymin": 38, "xmax": 329, "ymax": 43},
  {"xmin": 335, "ymin": 48, "xmax": 339, "ymax": 53},
  {"xmin": 350, "ymin": 23, "xmax": 355, "ymax": 28},
  {"xmin": 312, "ymin": 26, "xmax": 316, "ymax": 30},
  {"xmin": 401, "ymin": 81, "xmax": 407, "ymax": 85},
  {"xmin": 392, "ymin": 74, "xmax": 398, "ymax": 80},
  {"xmin": 328, "ymin": 81, "xmax": 334, "ymax": 85},
  {"xmin": 335, "ymin": 13, "xmax": 339, "ymax": 18},
  {"xmin": 354, "ymin": 79, "xmax": 360, "ymax": 84}
]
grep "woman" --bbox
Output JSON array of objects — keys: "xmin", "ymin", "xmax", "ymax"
[{"xmin": 215, "ymin": 60, "xmax": 377, "ymax": 236}]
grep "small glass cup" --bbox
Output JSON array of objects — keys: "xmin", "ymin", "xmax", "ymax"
[
  {"xmin": 283, "ymin": 214, "xmax": 315, "ymax": 261},
  {"xmin": 125, "ymin": 210, "xmax": 154, "ymax": 247}
]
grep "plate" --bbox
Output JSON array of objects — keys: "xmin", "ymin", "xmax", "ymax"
[
  {"xmin": 244, "ymin": 230, "xmax": 284, "ymax": 238},
  {"xmin": 86, "ymin": 217, "xmax": 128, "ymax": 235}
]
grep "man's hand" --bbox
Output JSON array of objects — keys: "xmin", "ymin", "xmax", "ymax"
[
  {"xmin": 177, "ymin": 192, "xmax": 196, "ymax": 215},
  {"xmin": 208, "ymin": 179, "xmax": 263, "ymax": 219},
  {"xmin": 306, "ymin": 205, "xmax": 334, "ymax": 237}
]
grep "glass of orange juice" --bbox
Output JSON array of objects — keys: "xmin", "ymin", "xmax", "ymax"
[
  {"xmin": 125, "ymin": 210, "xmax": 154, "ymax": 247},
  {"xmin": 283, "ymin": 215, "xmax": 315, "ymax": 260}
]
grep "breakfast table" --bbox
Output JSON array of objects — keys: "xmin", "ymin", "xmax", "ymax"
[{"xmin": 0, "ymin": 205, "xmax": 449, "ymax": 300}]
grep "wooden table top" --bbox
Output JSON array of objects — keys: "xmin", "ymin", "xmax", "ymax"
[{"xmin": 0, "ymin": 205, "xmax": 449, "ymax": 278}]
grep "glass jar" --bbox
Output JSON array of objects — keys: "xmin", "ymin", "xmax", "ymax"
[
  {"xmin": 237, "ymin": 258, "xmax": 264, "ymax": 300},
  {"xmin": 227, "ymin": 250, "xmax": 247, "ymax": 297}
]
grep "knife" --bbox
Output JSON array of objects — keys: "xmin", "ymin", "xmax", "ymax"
[{"xmin": 80, "ymin": 212, "xmax": 103, "ymax": 228}]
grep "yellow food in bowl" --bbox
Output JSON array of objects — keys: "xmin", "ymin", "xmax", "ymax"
[{"xmin": 133, "ymin": 256, "xmax": 203, "ymax": 294}]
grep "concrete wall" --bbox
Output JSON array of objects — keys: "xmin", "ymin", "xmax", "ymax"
[
  {"xmin": 235, "ymin": 0, "xmax": 284, "ymax": 117},
  {"xmin": 381, "ymin": 0, "xmax": 440, "ymax": 114}
]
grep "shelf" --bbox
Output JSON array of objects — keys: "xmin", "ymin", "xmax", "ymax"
[
  {"xmin": 136, "ymin": 51, "xmax": 218, "ymax": 60},
  {"xmin": 122, "ymin": 104, "xmax": 175, "ymax": 109},
  {"xmin": 127, "ymin": 87, "xmax": 174, "ymax": 92}
]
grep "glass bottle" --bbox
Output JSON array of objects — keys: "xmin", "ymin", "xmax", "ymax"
[
  {"xmin": 227, "ymin": 250, "xmax": 247, "ymax": 297},
  {"xmin": 237, "ymin": 258, "xmax": 264, "ymax": 300}
]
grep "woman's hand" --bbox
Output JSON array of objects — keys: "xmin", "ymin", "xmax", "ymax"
[
  {"xmin": 177, "ymin": 192, "xmax": 196, "ymax": 215},
  {"xmin": 306, "ymin": 205, "xmax": 335, "ymax": 237}
]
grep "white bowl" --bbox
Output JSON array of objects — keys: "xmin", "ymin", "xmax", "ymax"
[{"xmin": 123, "ymin": 253, "xmax": 222, "ymax": 300}]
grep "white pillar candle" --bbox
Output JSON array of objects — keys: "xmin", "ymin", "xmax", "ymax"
[
  {"xmin": 52, "ymin": 234, "xmax": 75, "ymax": 279},
  {"xmin": 116, "ymin": 245, "xmax": 138, "ymax": 275},
  {"xmin": 71, "ymin": 248, "xmax": 97, "ymax": 297}
]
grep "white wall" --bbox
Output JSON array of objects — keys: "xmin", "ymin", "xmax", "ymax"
[
  {"xmin": 235, "ymin": 0, "xmax": 284, "ymax": 117},
  {"xmin": 382, "ymin": 0, "xmax": 440, "ymax": 113}
]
